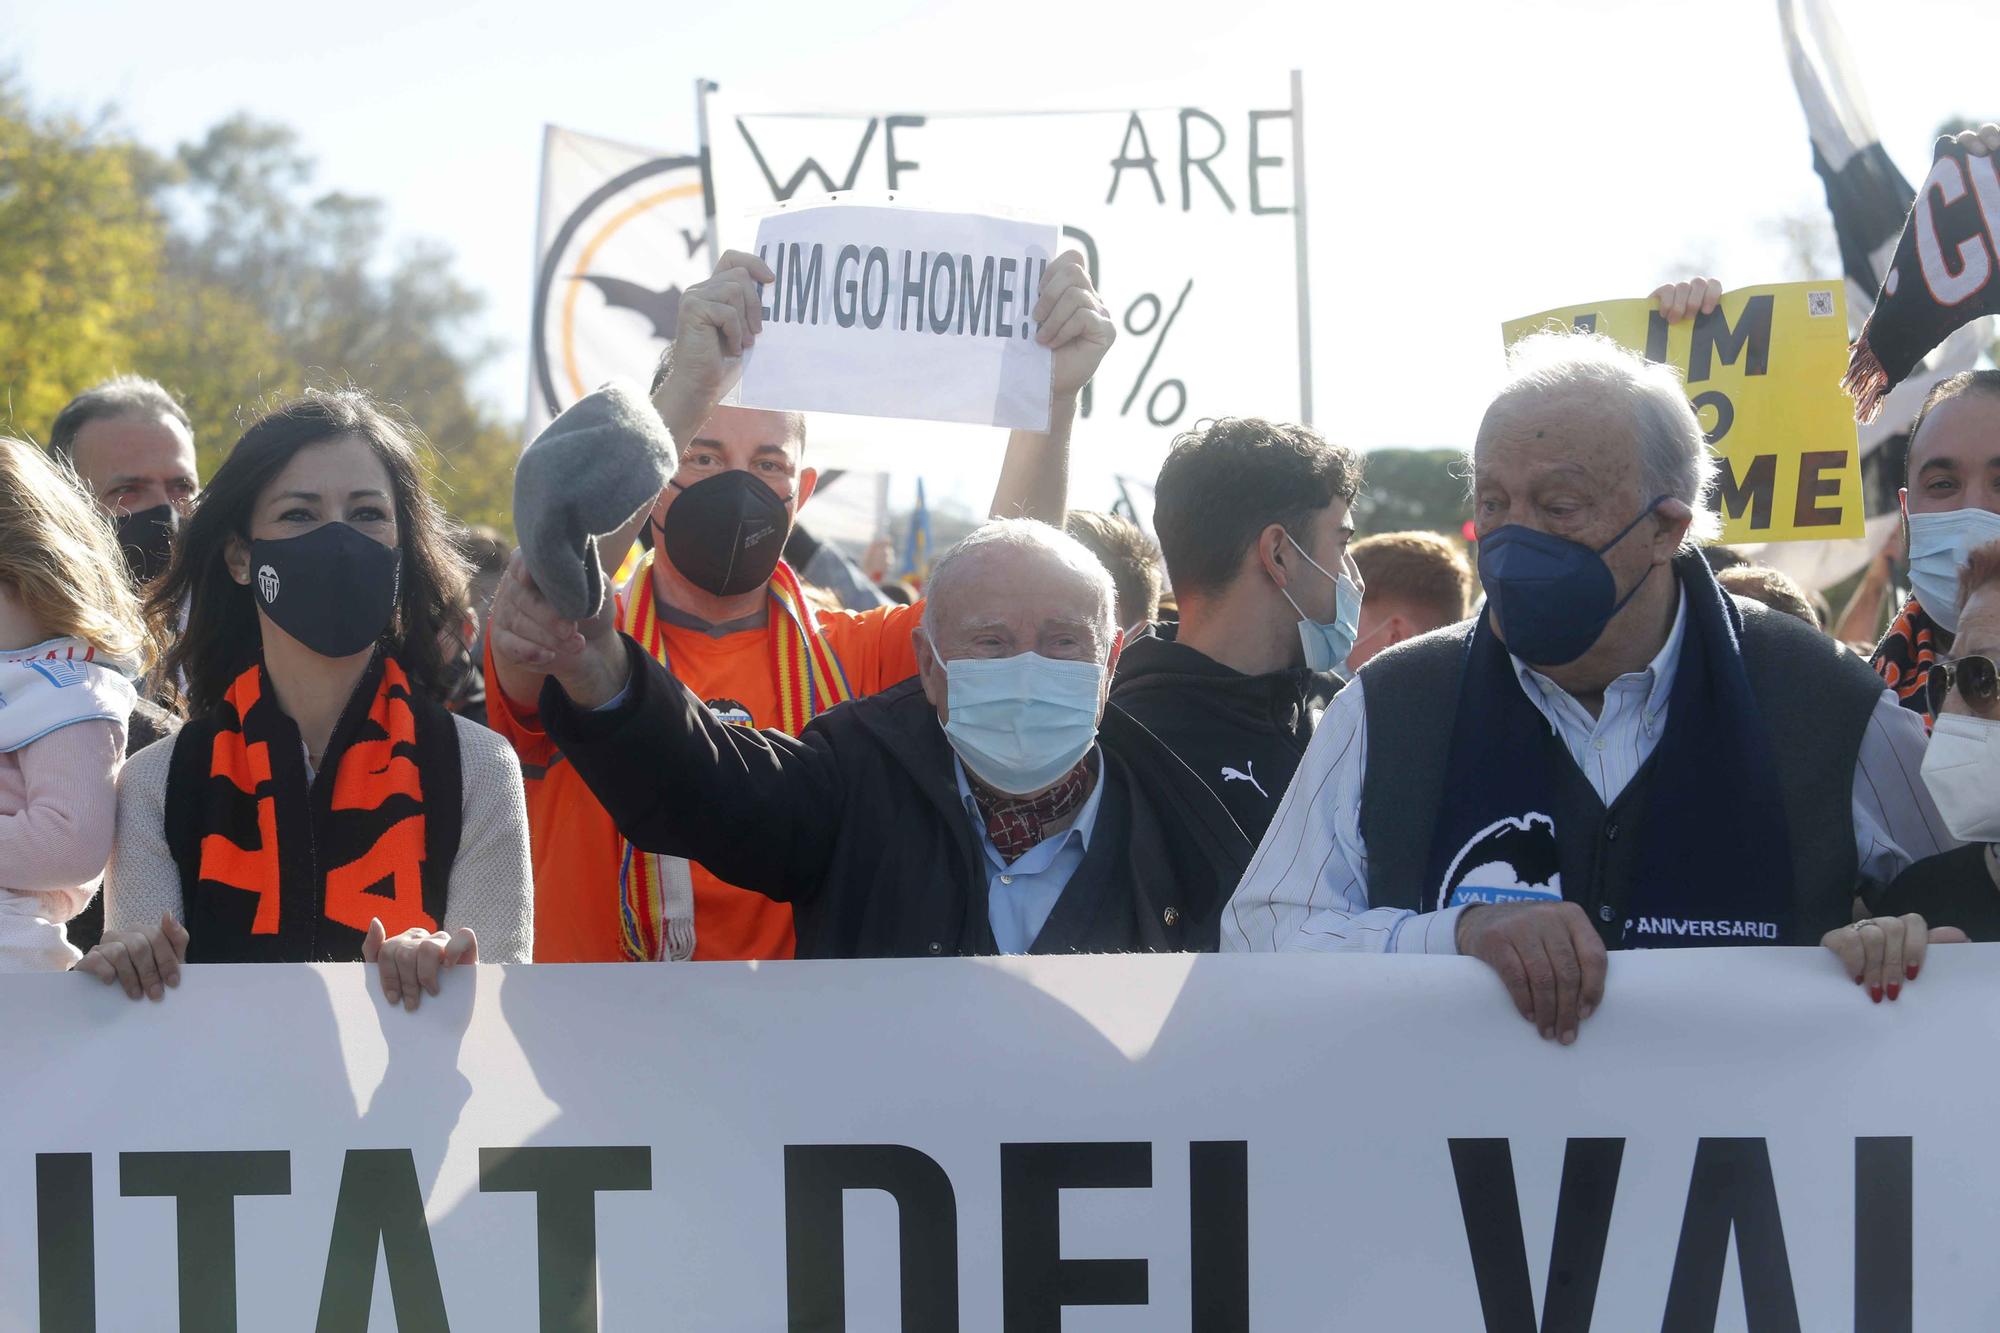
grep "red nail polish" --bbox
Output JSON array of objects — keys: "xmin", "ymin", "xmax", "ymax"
[
  {"xmin": 1907, "ymin": 964, "xmax": 1920, "ymax": 981},
  {"xmin": 1870, "ymin": 986, "xmax": 1883, "ymax": 1003},
  {"xmin": 1887, "ymin": 982, "xmax": 1902, "ymax": 1001},
  {"xmin": 1855, "ymin": 973, "xmax": 1865, "ymax": 985}
]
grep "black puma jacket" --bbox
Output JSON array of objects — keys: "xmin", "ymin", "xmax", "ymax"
[{"xmin": 1109, "ymin": 623, "xmax": 1341, "ymax": 845}]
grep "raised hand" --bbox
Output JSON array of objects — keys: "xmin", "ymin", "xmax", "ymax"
[
  {"xmin": 654, "ymin": 250, "xmax": 776, "ymax": 442},
  {"xmin": 1651, "ymin": 276, "xmax": 1723, "ymax": 324},
  {"xmin": 1948, "ymin": 123, "xmax": 2000, "ymax": 157},
  {"xmin": 487, "ymin": 550, "xmax": 629, "ymax": 709},
  {"xmin": 1032, "ymin": 250, "xmax": 1116, "ymax": 401}
]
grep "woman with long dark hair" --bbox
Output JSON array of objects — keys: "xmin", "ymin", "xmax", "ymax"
[{"xmin": 79, "ymin": 389, "xmax": 531, "ymax": 1006}]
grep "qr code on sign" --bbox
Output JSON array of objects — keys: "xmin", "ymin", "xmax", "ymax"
[{"xmin": 1807, "ymin": 289, "xmax": 1836, "ymax": 317}]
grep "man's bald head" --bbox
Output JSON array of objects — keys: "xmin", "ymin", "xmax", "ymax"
[
  {"xmin": 922, "ymin": 519, "xmax": 1117, "ymax": 661},
  {"xmin": 1475, "ymin": 329, "xmax": 1718, "ymax": 549}
]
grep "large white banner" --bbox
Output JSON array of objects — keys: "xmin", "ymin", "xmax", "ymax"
[
  {"xmin": 527, "ymin": 127, "xmax": 711, "ymax": 439},
  {"xmin": 705, "ymin": 88, "xmax": 1307, "ymax": 480},
  {"xmin": 7, "ymin": 949, "xmax": 1998, "ymax": 1330}
]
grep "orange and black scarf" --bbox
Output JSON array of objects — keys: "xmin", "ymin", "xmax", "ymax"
[
  {"xmin": 1871, "ymin": 596, "xmax": 1954, "ymax": 732},
  {"xmin": 164, "ymin": 653, "xmax": 461, "ymax": 962},
  {"xmin": 612, "ymin": 552, "xmax": 851, "ymax": 961}
]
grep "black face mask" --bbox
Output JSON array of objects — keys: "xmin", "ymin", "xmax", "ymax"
[
  {"xmin": 248, "ymin": 522, "xmax": 401, "ymax": 659},
  {"xmin": 116, "ymin": 504, "xmax": 180, "ymax": 585},
  {"xmin": 658, "ymin": 469, "xmax": 793, "ymax": 597}
]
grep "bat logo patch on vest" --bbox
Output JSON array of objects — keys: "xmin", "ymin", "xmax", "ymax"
[{"xmin": 1439, "ymin": 813, "xmax": 1561, "ymax": 910}]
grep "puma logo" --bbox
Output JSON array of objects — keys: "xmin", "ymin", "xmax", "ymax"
[{"xmin": 1220, "ymin": 761, "xmax": 1268, "ymax": 798}]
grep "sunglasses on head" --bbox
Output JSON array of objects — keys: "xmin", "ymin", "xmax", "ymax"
[{"xmin": 1927, "ymin": 654, "xmax": 2000, "ymax": 718}]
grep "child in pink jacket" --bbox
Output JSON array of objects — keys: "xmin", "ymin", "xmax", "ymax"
[{"xmin": 0, "ymin": 438, "xmax": 145, "ymax": 970}]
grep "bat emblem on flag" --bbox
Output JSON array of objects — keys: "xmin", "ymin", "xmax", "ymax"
[{"xmin": 571, "ymin": 274, "xmax": 683, "ymax": 341}]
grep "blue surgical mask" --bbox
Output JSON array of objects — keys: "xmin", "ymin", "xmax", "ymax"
[
  {"xmin": 1476, "ymin": 496, "xmax": 1667, "ymax": 667},
  {"xmin": 925, "ymin": 633, "xmax": 1105, "ymax": 795},
  {"xmin": 1906, "ymin": 508, "xmax": 2000, "ymax": 633},
  {"xmin": 1276, "ymin": 533, "xmax": 1361, "ymax": 676}
]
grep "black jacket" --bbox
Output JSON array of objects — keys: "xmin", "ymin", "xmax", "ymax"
[
  {"xmin": 1109, "ymin": 624, "xmax": 1340, "ymax": 843},
  {"xmin": 541, "ymin": 637, "xmax": 1253, "ymax": 958},
  {"xmin": 1872, "ymin": 844, "xmax": 2000, "ymax": 941}
]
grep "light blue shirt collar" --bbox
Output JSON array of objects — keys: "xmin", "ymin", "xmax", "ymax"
[{"xmin": 1510, "ymin": 582, "xmax": 1687, "ymax": 726}]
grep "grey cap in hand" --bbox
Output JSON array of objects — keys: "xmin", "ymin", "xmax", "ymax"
[{"xmin": 514, "ymin": 382, "xmax": 678, "ymax": 619}]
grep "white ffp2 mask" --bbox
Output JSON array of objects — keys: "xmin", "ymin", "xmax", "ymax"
[{"xmin": 1921, "ymin": 711, "xmax": 2000, "ymax": 843}]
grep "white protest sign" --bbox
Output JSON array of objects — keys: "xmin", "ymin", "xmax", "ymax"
[
  {"xmin": 526, "ymin": 126, "xmax": 709, "ymax": 439},
  {"xmin": 8, "ymin": 949, "xmax": 2000, "ymax": 1329},
  {"xmin": 704, "ymin": 86, "xmax": 1307, "ymax": 481},
  {"xmin": 735, "ymin": 202, "xmax": 1058, "ymax": 430}
]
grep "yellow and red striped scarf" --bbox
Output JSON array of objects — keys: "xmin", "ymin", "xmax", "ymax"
[{"xmin": 613, "ymin": 551, "xmax": 852, "ymax": 960}]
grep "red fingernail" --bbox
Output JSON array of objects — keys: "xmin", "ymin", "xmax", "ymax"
[
  {"xmin": 1907, "ymin": 964, "xmax": 1919, "ymax": 981},
  {"xmin": 1887, "ymin": 982, "xmax": 1902, "ymax": 1001},
  {"xmin": 1870, "ymin": 986, "xmax": 1883, "ymax": 1004},
  {"xmin": 1855, "ymin": 973, "xmax": 1865, "ymax": 985}
]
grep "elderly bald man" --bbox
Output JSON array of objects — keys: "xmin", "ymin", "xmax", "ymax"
[
  {"xmin": 505, "ymin": 518, "xmax": 1250, "ymax": 957},
  {"xmin": 1225, "ymin": 330, "xmax": 1961, "ymax": 1041}
]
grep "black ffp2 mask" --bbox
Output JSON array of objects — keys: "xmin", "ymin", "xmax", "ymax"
[
  {"xmin": 249, "ymin": 522, "xmax": 401, "ymax": 659},
  {"xmin": 659, "ymin": 470, "xmax": 793, "ymax": 597},
  {"xmin": 116, "ymin": 504, "xmax": 180, "ymax": 584}
]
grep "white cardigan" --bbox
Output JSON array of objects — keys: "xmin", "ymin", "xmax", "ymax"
[{"xmin": 105, "ymin": 715, "xmax": 534, "ymax": 962}]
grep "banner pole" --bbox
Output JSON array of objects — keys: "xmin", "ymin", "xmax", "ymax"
[
  {"xmin": 1289, "ymin": 68, "xmax": 1314, "ymax": 427},
  {"xmin": 696, "ymin": 79, "xmax": 722, "ymax": 269}
]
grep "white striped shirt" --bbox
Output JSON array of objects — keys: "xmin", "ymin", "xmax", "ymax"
[{"xmin": 1221, "ymin": 592, "xmax": 1958, "ymax": 954}]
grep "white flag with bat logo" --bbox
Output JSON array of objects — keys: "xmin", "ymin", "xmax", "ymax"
[{"xmin": 525, "ymin": 126, "xmax": 711, "ymax": 439}]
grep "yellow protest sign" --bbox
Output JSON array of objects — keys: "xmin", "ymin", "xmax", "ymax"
[{"xmin": 1502, "ymin": 282, "xmax": 1864, "ymax": 543}]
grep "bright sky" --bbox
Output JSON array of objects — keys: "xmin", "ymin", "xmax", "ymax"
[{"xmin": 10, "ymin": 0, "xmax": 1993, "ymax": 477}]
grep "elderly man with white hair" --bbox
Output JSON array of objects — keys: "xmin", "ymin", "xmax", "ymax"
[
  {"xmin": 1225, "ymin": 329, "xmax": 1961, "ymax": 1042},
  {"xmin": 510, "ymin": 518, "xmax": 1251, "ymax": 957}
]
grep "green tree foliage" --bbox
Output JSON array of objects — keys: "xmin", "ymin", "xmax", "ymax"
[
  {"xmin": 1351, "ymin": 447, "xmax": 1471, "ymax": 538},
  {"xmin": 157, "ymin": 115, "xmax": 519, "ymax": 531},
  {"xmin": 0, "ymin": 78, "xmax": 162, "ymax": 435},
  {"xmin": 0, "ymin": 90, "xmax": 519, "ymax": 533}
]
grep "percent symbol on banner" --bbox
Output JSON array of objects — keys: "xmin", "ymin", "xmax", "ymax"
[{"xmin": 1120, "ymin": 279, "xmax": 1193, "ymax": 427}]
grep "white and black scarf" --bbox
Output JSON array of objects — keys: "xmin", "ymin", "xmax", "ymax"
[{"xmin": 1846, "ymin": 138, "xmax": 2000, "ymax": 422}]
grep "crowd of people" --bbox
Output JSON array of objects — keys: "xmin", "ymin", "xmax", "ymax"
[{"xmin": 2, "ymin": 129, "xmax": 1997, "ymax": 1047}]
